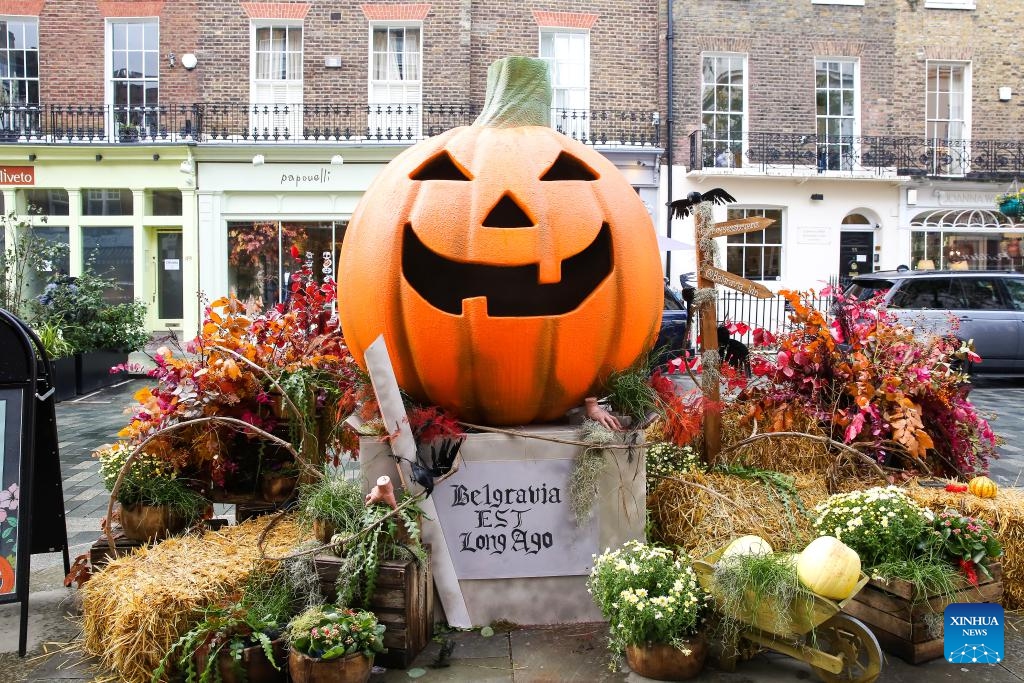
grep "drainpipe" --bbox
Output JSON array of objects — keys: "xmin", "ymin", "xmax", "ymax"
[{"xmin": 664, "ymin": 0, "xmax": 675, "ymax": 277}]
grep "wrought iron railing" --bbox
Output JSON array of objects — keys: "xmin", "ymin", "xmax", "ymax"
[
  {"xmin": 689, "ymin": 131, "xmax": 1024, "ymax": 180},
  {"xmin": 692, "ymin": 289, "xmax": 837, "ymax": 348},
  {"xmin": 0, "ymin": 103, "xmax": 661, "ymax": 148}
]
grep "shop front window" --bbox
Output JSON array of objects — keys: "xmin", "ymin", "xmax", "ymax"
[
  {"xmin": 82, "ymin": 226, "xmax": 134, "ymax": 303},
  {"xmin": 82, "ymin": 189, "xmax": 133, "ymax": 216},
  {"xmin": 23, "ymin": 188, "xmax": 69, "ymax": 215},
  {"xmin": 227, "ymin": 220, "xmax": 346, "ymax": 310},
  {"xmin": 910, "ymin": 231, "xmax": 1024, "ymax": 272}
]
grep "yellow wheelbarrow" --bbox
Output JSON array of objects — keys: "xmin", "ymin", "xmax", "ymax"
[{"xmin": 693, "ymin": 546, "xmax": 882, "ymax": 683}]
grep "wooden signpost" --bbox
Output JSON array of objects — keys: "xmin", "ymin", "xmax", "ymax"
[{"xmin": 674, "ymin": 195, "xmax": 774, "ymax": 464}]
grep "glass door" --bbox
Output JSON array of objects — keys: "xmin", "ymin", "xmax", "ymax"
[{"xmin": 157, "ymin": 231, "xmax": 184, "ymax": 320}]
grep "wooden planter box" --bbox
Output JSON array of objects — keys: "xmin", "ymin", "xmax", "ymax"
[
  {"xmin": 843, "ymin": 562, "xmax": 1003, "ymax": 664},
  {"xmin": 314, "ymin": 548, "xmax": 433, "ymax": 669}
]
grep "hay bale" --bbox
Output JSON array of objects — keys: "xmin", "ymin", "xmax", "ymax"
[
  {"xmin": 80, "ymin": 516, "xmax": 302, "ymax": 683},
  {"xmin": 648, "ymin": 470, "xmax": 831, "ymax": 558},
  {"xmin": 906, "ymin": 483, "xmax": 1024, "ymax": 609}
]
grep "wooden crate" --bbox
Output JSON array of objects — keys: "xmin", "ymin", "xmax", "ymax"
[
  {"xmin": 314, "ymin": 548, "xmax": 434, "ymax": 669},
  {"xmin": 843, "ymin": 562, "xmax": 1003, "ymax": 664}
]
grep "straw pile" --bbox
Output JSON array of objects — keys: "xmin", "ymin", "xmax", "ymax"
[
  {"xmin": 906, "ymin": 482, "xmax": 1024, "ymax": 609},
  {"xmin": 81, "ymin": 516, "xmax": 303, "ymax": 683},
  {"xmin": 649, "ymin": 470, "xmax": 832, "ymax": 558}
]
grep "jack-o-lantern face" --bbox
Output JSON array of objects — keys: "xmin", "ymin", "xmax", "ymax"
[{"xmin": 339, "ymin": 58, "xmax": 663, "ymax": 425}]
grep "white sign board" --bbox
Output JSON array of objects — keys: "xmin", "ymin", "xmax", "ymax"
[
  {"xmin": 797, "ymin": 226, "xmax": 830, "ymax": 245},
  {"xmin": 432, "ymin": 459, "xmax": 598, "ymax": 579},
  {"xmin": 163, "ymin": 259, "xmax": 180, "ymax": 271}
]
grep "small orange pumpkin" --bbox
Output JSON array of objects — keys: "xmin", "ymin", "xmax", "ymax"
[
  {"xmin": 968, "ymin": 475, "xmax": 998, "ymax": 499},
  {"xmin": 339, "ymin": 57, "xmax": 663, "ymax": 425},
  {"xmin": 0, "ymin": 555, "xmax": 15, "ymax": 594}
]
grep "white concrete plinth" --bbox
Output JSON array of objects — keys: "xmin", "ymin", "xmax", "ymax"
[{"xmin": 359, "ymin": 425, "xmax": 645, "ymax": 627}]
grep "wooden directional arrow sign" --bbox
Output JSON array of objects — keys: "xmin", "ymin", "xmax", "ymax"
[
  {"xmin": 700, "ymin": 265, "xmax": 775, "ymax": 298},
  {"xmin": 703, "ymin": 216, "xmax": 775, "ymax": 239}
]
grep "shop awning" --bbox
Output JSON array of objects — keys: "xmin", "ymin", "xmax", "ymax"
[{"xmin": 910, "ymin": 208, "xmax": 1022, "ymax": 230}]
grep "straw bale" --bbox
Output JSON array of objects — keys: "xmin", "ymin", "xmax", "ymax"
[
  {"xmin": 648, "ymin": 470, "xmax": 831, "ymax": 558},
  {"xmin": 906, "ymin": 483, "xmax": 1024, "ymax": 609},
  {"xmin": 80, "ymin": 515, "xmax": 302, "ymax": 683}
]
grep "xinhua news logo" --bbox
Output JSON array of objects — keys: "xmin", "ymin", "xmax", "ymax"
[{"xmin": 945, "ymin": 602, "xmax": 1004, "ymax": 664}]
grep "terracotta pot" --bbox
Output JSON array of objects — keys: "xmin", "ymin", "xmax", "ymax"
[
  {"xmin": 313, "ymin": 518, "xmax": 336, "ymax": 544},
  {"xmin": 625, "ymin": 637, "xmax": 707, "ymax": 681},
  {"xmin": 261, "ymin": 473, "xmax": 299, "ymax": 503},
  {"xmin": 197, "ymin": 638, "xmax": 286, "ymax": 683},
  {"xmin": 288, "ymin": 648, "xmax": 372, "ymax": 683},
  {"xmin": 120, "ymin": 503, "xmax": 188, "ymax": 542}
]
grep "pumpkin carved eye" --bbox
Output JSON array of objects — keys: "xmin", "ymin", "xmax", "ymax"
[
  {"xmin": 540, "ymin": 151, "xmax": 599, "ymax": 181},
  {"xmin": 410, "ymin": 151, "xmax": 473, "ymax": 181}
]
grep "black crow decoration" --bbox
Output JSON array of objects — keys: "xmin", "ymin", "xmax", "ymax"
[
  {"xmin": 411, "ymin": 437, "xmax": 463, "ymax": 497},
  {"xmin": 668, "ymin": 188, "xmax": 737, "ymax": 219}
]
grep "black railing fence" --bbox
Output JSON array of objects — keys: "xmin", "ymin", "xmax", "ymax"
[
  {"xmin": 0, "ymin": 103, "xmax": 661, "ymax": 147},
  {"xmin": 690, "ymin": 130, "xmax": 1024, "ymax": 180},
  {"xmin": 694, "ymin": 290, "xmax": 836, "ymax": 348}
]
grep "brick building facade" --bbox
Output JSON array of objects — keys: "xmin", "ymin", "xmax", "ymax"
[{"xmin": 663, "ymin": 0, "xmax": 1024, "ymax": 294}]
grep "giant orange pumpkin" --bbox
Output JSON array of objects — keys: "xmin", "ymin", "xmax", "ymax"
[{"xmin": 339, "ymin": 57, "xmax": 663, "ymax": 425}]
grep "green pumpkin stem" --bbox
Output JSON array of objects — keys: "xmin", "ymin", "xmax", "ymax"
[{"xmin": 474, "ymin": 56, "xmax": 552, "ymax": 128}]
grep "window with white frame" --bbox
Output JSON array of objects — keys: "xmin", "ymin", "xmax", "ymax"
[
  {"xmin": 926, "ymin": 61, "xmax": 970, "ymax": 175},
  {"xmin": 540, "ymin": 30, "xmax": 589, "ymax": 141},
  {"xmin": 815, "ymin": 59, "xmax": 858, "ymax": 171},
  {"xmin": 251, "ymin": 23, "xmax": 303, "ymax": 137},
  {"xmin": 725, "ymin": 208, "xmax": 783, "ymax": 281},
  {"xmin": 109, "ymin": 19, "xmax": 159, "ymax": 136},
  {"xmin": 701, "ymin": 53, "xmax": 746, "ymax": 169},
  {"xmin": 368, "ymin": 24, "xmax": 421, "ymax": 138},
  {"xmin": 0, "ymin": 16, "xmax": 39, "ymax": 134}
]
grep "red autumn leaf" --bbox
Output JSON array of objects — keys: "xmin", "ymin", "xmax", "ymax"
[{"xmin": 290, "ymin": 244, "xmax": 301, "ymax": 260}]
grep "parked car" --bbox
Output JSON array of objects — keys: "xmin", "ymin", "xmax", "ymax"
[
  {"xmin": 652, "ymin": 277, "xmax": 692, "ymax": 367},
  {"xmin": 845, "ymin": 269, "xmax": 1024, "ymax": 374}
]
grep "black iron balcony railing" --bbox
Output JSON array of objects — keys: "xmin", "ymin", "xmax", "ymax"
[
  {"xmin": 690, "ymin": 131, "xmax": 1024, "ymax": 181},
  {"xmin": 0, "ymin": 103, "xmax": 661, "ymax": 148}
]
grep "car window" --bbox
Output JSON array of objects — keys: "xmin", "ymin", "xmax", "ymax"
[
  {"xmin": 961, "ymin": 278, "xmax": 1007, "ymax": 310},
  {"xmin": 846, "ymin": 279, "xmax": 892, "ymax": 301},
  {"xmin": 664, "ymin": 292, "xmax": 685, "ymax": 311},
  {"xmin": 888, "ymin": 278, "xmax": 966, "ymax": 309},
  {"xmin": 1004, "ymin": 279, "xmax": 1024, "ymax": 311}
]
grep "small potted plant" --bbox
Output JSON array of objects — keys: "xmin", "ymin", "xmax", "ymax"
[
  {"xmin": 286, "ymin": 606, "xmax": 385, "ymax": 683},
  {"xmin": 95, "ymin": 442, "xmax": 207, "ymax": 541},
  {"xmin": 298, "ymin": 467, "xmax": 364, "ymax": 544},
  {"xmin": 588, "ymin": 540, "xmax": 707, "ymax": 680},
  {"xmin": 35, "ymin": 321, "xmax": 77, "ymax": 401}
]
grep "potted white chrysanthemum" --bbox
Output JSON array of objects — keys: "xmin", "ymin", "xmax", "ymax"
[{"xmin": 588, "ymin": 540, "xmax": 708, "ymax": 680}]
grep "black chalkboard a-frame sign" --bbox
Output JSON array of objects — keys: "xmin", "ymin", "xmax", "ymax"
[{"xmin": 0, "ymin": 309, "xmax": 70, "ymax": 656}]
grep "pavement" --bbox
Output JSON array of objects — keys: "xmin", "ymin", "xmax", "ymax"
[{"xmin": 1, "ymin": 377, "xmax": 1024, "ymax": 681}]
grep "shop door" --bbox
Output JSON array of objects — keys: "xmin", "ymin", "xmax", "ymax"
[
  {"xmin": 838, "ymin": 231, "xmax": 874, "ymax": 289},
  {"xmin": 157, "ymin": 231, "xmax": 184, "ymax": 321}
]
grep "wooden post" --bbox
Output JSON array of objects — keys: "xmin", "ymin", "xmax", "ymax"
[{"xmin": 694, "ymin": 209, "xmax": 722, "ymax": 465}]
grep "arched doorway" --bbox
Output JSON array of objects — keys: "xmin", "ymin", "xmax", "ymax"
[{"xmin": 838, "ymin": 213, "xmax": 874, "ymax": 287}]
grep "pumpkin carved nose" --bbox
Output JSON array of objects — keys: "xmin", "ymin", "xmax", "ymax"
[{"xmin": 483, "ymin": 193, "xmax": 534, "ymax": 228}]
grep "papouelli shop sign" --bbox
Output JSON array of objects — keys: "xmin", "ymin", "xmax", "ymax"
[{"xmin": 0, "ymin": 166, "xmax": 34, "ymax": 186}]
